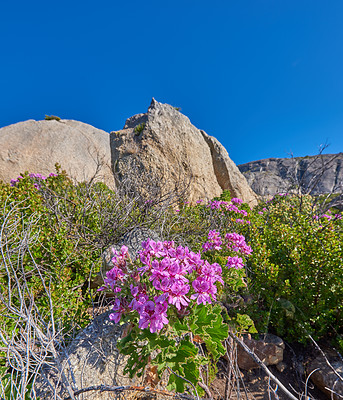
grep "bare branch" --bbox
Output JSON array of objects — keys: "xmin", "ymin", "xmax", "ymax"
[
  {"xmin": 227, "ymin": 332, "xmax": 299, "ymax": 400},
  {"xmin": 71, "ymin": 384, "xmax": 195, "ymax": 399}
]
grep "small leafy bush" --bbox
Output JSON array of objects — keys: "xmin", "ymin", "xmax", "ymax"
[
  {"xmin": 244, "ymin": 194, "xmax": 343, "ymax": 348},
  {"xmin": 44, "ymin": 114, "xmax": 61, "ymax": 121},
  {"xmin": 134, "ymin": 123, "xmax": 145, "ymax": 134},
  {"xmin": 166, "ymin": 194, "xmax": 251, "ymax": 250},
  {"xmin": 1, "ymin": 170, "xmax": 102, "ymax": 336}
]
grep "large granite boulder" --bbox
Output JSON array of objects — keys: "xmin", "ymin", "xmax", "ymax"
[
  {"xmin": 35, "ymin": 311, "xmax": 143, "ymax": 400},
  {"xmin": 238, "ymin": 153, "xmax": 343, "ymax": 197},
  {"xmin": 110, "ymin": 99, "xmax": 258, "ymax": 206},
  {"xmin": 0, "ymin": 119, "xmax": 114, "ymax": 187}
]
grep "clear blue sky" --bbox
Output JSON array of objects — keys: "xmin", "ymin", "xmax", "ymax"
[{"xmin": 1, "ymin": 1, "xmax": 343, "ymax": 165}]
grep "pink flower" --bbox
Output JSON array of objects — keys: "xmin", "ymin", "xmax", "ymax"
[
  {"xmin": 226, "ymin": 256, "xmax": 244, "ymax": 269},
  {"xmin": 200, "ymin": 261, "xmax": 224, "ymax": 285},
  {"xmin": 168, "ymin": 281, "xmax": 190, "ymax": 310},
  {"xmin": 102, "ymin": 266, "xmax": 126, "ymax": 290},
  {"xmin": 109, "ymin": 298, "xmax": 127, "ymax": 323},
  {"xmin": 225, "ymin": 233, "xmax": 252, "ymax": 256},
  {"xmin": 138, "ymin": 300, "xmax": 169, "ymax": 333},
  {"xmin": 238, "ymin": 209, "xmax": 248, "ymax": 216},
  {"xmin": 209, "ymin": 200, "xmax": 222, "ymax": 210},
  {"xmin": 186, "ymin": 251, "xmax": 203, "ymax": 272},
  {"xmin": 149, "ymin": 259, "xmax": 170, "ymax": 288},
  {"xmin": 231, "ymin": 198, "xmax": 243, "ymax": 205},
  {"xmin": 321, "ymin": 214, "xmax": 332, "ymax": 221},
  {"xmin": 191, "ymin": 276, "xmax": 218, "ymax": 305},
  {"xmin": 202, "ymin": 230, "xmax": 222, "ymax": 252}
]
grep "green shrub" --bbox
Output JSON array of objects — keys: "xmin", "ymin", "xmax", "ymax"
[
  {"xmin": 169, "ymin": 193, "xmax": 343, "ymax": 350},
  {"xmin": 134, "ymin": 123, "xmax": 145, "ymax": 135},
  {"xmin": 44, "ymin": 115, "xmax": 61, "ymax": 121},
  {"xmin": 244, "ymin": 194, "xmax": 343, "ymax": 347},
  {"xmin": 0, "ymin": 171, "xmax": 102, "ymax": 337}
]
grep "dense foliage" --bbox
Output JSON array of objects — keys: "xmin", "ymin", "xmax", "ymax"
[
  {"xmin": 0, "ymin": 170, "xmax": 342, "ymax": 398},
  {"xmin": 0, "ymin": 170, "xmax": 100, "ymax": 336},
  {"xmin": 174, "ymin": 192, "xmax": 343, "ymax": 350},
  {"xmin": 244, "ymin": 194, "xmax": 343, "ymax": 347}
]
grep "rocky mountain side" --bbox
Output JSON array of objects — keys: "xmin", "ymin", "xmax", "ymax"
[
  {"xmin": 238, "ymin": 153, "xmax": 343, "ymax": 197},
  {"xmin": 111, "ymin": 99, "xmax": 258, "ymax": 205},
  {"xmin": 0, "ymin": 99, "xmax": 258, "ymax": 206}
]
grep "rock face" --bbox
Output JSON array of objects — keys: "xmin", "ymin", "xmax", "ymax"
[
  {"xmin": 0, "ymin": 119, "xmax": 114, "ymax": 187},
  {"xmin": 110, "ymin": 99, "xmax": 258, "ymax": 206},
  {"xmin": 238, "ymin": 153, "xmax": 343, "ymax": 197},
  {"xmin": 200, "ymin": 130, "xmax": 258, "ymax": 205}
]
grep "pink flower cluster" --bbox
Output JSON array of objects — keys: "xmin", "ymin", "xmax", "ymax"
[
  {"xmin": 225, "ymin": 233, "xmax": 252, "ymax": 255},
  {"xmin": 10, "ymin": 172, "xmax": 58, "ymax": 187},
  {"xmin": 102, "ymin": 245, "xmax": 130, "ymax": 292},
  {"xmin": 29, "ymin": 173, "xmax": 47, "ymax": 180},
  {"xmin": 231, "ymin": 198, "xmax": 243, "ymax": 205},
  {"xmin": 100, "ymin": 239, "xmax": 225, "ymax": 333},
  {"xmin": 10, "ymin": 175, "xmax": 24, "ymax": 186},
  {"xmin": 235, "ymin": 218, "xmax": 251, "ymax": 224},
  {"xmin": 202, "ymin": 230, "xmax": 252, "ymax": 270},
  {"xmin": 322, "ymin": 214, "xmax": 332, "ymax": 221},
  {"xmin": 226, "ymin": 256, "xmax": 244, "ymax": 269},
  {"xmin": 313, "ymin": 212, "xmax": 342, "ymax": 222},
  {"xmin": 202, "ymin": 230, "xmax": 222, "ymax": 251},
  {"xmin": 202, "ymin": 231, "xmax": 252, "ymax": 256},
  {"xmin": 207, "ymin": 199, "xmax": 248, "ymax": 217}
]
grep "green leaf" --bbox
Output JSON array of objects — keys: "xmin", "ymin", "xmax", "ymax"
[
  {"xmin": 173, "ymin": 319, "xmax": 190, "ymax": 335},
  {"xmin": 191, "ymin": 304, "xmax": 216, "ymax": 335},
  {"xmin": 166, "ymin": 338, "xmax": 198, "ymax": 363}
]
